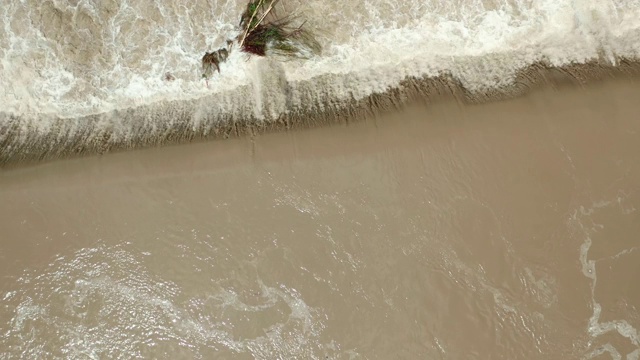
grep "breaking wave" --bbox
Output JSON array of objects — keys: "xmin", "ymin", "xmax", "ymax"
[{"xmin": 1, "ymin": 0, "xmax": 639, "ymax": 163}]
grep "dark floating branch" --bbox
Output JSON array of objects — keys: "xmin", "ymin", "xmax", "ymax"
[
  {"xmin": 202, "ymin": 41, "xmax": 231, "ymax": 82},
  {"xmin": 202, "ymin": 0, "xmax": 320, "ymax": 82}
]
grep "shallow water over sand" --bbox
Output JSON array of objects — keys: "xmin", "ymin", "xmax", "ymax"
[{"xmin": 1, "ymin": 79, "xmax": 640, "ymax": 359}]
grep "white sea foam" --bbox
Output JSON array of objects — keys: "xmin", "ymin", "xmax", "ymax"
[
  {"xmin": 573, "ymin": 200, "xmax": 640, "ymax": 359},
  {"xmin": 0, "ymin": 0, "xmax": 639, "ymax": 147},
  {"xmin": 1, "ymin": 243, "xmax": 337, "ymax": 358}
]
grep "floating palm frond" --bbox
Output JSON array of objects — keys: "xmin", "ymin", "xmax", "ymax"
[
  {"xmin": 201, "ymin": 0, "xmax": 320, "ymax": 82},
  {"xmin": 238, "ymin": 0, "xmax": 321, "ymax": 59}
]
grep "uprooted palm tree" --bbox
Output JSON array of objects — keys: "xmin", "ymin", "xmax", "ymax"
[
  {"xmin": 201, "ymin": 0, "xmax": 320, "ymax": 82},
  {"xmin": 238, "ymin": 0, "xmax": 321, "ymax": 58}
]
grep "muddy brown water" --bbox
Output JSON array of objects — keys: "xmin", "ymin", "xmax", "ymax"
[{"xmin": 1, "ymin": 79, "xmax": 640, "ymax": 359}]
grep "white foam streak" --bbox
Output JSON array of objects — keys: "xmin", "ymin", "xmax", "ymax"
[{"xmin": 573, "ymin": 202, "xmax": 640, "ymax": 359}]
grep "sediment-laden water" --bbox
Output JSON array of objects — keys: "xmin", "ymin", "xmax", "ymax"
[
  {"xmin": 1, "ymin": 1, "xmax": 640, "ymax": 358},
  {"xmin": 2, "ymin": 78, "xmax": 640, "ymax": 359}
]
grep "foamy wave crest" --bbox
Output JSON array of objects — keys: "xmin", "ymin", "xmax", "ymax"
[{"xmin": 1, "ymin": 0, "xmax": 639, "ymax": 162}]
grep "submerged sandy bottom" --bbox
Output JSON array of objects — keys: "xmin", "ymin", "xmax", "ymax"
[{"xmin": 1, "ymin": 79, "xmax": 640, "ymax": 359}]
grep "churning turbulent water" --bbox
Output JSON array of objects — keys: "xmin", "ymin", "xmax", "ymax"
[{"xmin": 1, "ymin": 0, "xmax": 640, "ymax": 121}]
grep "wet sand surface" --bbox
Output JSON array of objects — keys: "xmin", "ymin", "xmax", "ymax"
[{"xmin": 1, "ymin": 79, "xmax": 640, "ymax": 359}]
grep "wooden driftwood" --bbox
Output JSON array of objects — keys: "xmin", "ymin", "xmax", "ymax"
[{"xmin": 201, "ymin": 41, "xmax": 233, "ymax": 84}]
